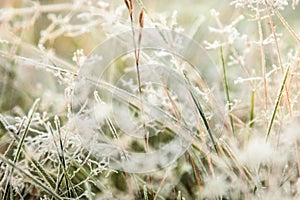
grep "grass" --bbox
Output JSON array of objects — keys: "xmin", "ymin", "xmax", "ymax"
[
  {"xmin": 0, "ymin": 0, "xmax": 300, "ymax": 199},
  {"xmin": 220, "ymin": 46, "xmax": 235, "ymax": 135},
  {"xmin": 265, "ymin": 65, "xmax": 290, "ymax": 142}
]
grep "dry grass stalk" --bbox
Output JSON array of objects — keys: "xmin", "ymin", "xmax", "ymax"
[
  {"xmin": 124, "ymin": 0, "xmax": 133, "ymax": 21},
  {"xmin": 124, "ymin": 0, "xmax": 148, "ymax": 152},
  {"xmin": 270, "ymin": 3, "xmax": 300, "ymax": 43},
  {"xmin": 264, "ymin": 0, "xmax": 293, "ymax": 118},
  {"xmin": 136, "ymin": 8, "xmax": 144, "ymax": 94},
  {"xmin": 256, "ymin": 3, "xmax": 268, "ymax": 114}
]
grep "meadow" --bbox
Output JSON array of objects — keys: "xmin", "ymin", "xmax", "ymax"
[{"xmin": 0, "ymin": 0, "xmax": 300, "ymax": 199}]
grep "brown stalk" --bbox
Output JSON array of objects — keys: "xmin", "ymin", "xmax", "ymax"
[
  {"xmin": 124, "ymin": 0, "xmax": 142, "ymax": 95},
  {"xmin": 207, "ymin": 154, "xmax": 215, "ymax": 179},
  {"xmin": 124, "ymin": 0, "xmax": 133, "ymax": 21},
  {"xmin": 220, "ymin": 140, "xmax": 254, "ymax": 183},
  {"xmin": 136, "ymin": 8, "xmax": 148, "ymax": 151},
  {"xmin": 136, "ymin": 8, "xmax": 144, "ymax": 94},
  {"xmin": 124, "ymin": 1, "xmax": 148, "ymax": 152},
  {"xmin": 164, "ymin": 85, "xmax": 181, "ymax": 126},
  {"xmin": 270, "ymin": 3, "xmax": 300, "ymax": 43},
  {"xmin": 188, "ymin": 152, "xmax": 203, "ymax": 192}
]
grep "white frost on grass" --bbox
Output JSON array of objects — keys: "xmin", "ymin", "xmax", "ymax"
[
  {"xmin": 203, "ymin": 175, "xmax": 229, "ymax": 198},
  {"xmin": 238, "ymin": 137, "xmax": 274, "ymax": 169}
]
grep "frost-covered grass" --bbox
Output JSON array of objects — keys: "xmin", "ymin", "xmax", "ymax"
[{"xmin": 0, "ymin": 0, "xmax": 300, "ymax": 199}]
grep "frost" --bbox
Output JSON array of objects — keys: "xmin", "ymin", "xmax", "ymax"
[
  {"xmin": 204, "ymin": 40, "xmax": 221, "ymax": 49},
  {"xmin": 1, "ymin": 0, "xmax": 300, "ymax": 198},
  {"xmin": 203, "ymin": 176, "xmax": 229, "ymax": 198},
  {"xmin": 72, "ymin": 49, "xmax": 87, "ymax": 67},
  {"xmin": 231, "ymin": 0, "xmax": 290, "ymax": 10},
  {"xmin": 239, "ymin": 137, "xmax": 274, "ymax": 168},
  {"xmin": 0, "ymin": 39, "xmax": 9, "ymax": 44}
]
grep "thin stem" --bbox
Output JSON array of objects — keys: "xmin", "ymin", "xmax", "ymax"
[
  {"xmin": 3, "ymin": 98, "xmax": 40, "ymax": 200},
  {"xmin": 256, "ymin": 3, "xmax": 268, "ymax": 113},
  {"xmin": 0, "ymin": 154, "xmax": 63, "ymax": 200},
  {"xmin": 264, "ymin": 1, "xmax": 293, "ymax": 118},
  {"xmin": 265, "ymin": 66, "xmax": 290, "ymax": 142},
  {"xmin": 183, "ymin": 71, "xmax": 218, "ymax": 154},
  {"xmin": 249, "ymin": 89, "xmax": 255, "ymax": 128},
  {"xmin": 271, "ymin": 3, "xmax": 300, "ymax": 43},
  {"xmin": 220, "ymin": 46, "xmax": 235, "ymax": 135}
]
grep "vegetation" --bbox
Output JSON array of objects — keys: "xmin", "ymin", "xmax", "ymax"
[{"xmin": 0, "ymin": 0, "xmax": 300, "ymax": 199}]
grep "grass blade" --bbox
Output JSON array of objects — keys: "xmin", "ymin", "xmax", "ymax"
[
  {"xmin": 183, "ymin": 71, "xmax": 218, "ymax": 153},
  {"xmin": 3, "ymin": 98, "xmax": 40, "ymax": 199},
  {"xmin": 270, "ymin": 2, "xmax": 300, "ymax": 43},
  {"xmin": 14, "ymin": 98, "xmax": 40, "ymax": 163},
  {"xmin": 249, "ymin": 89, "xmax": 255, "ymax": 128},
  {"xmin": 265, "ymin": 66, "xmax": 290, "ymax": 142},
  {"xmin": 0, "ymin": 154, "xmax": 63, "ymax": 200},
  {"xmin": 220, "ymin": 46, "xmax": 235, "ymax": 135},
  {"xmin": 29, "ymin": 157, "xmax": 56, "ymax": 188},
  {"xmin": 71, "ymin": 161, "xmax": 106, "ymax": 191},
  {"xmin": 54, "ymin": 116, "xmax": 77, "ymax": 198}
]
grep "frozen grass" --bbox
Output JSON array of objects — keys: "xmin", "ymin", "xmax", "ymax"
[{"xmin": 0, "ymin": 0, "xmax": 300, "ymax": 199}]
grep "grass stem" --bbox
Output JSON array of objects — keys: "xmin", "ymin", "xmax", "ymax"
[
  {"xmin": 220, "ymin": 46, "xmax": 235, "ymax": 135},
  {"xmin": 265, "ymin": 66, "xmax": 290, "ymax": 142}
]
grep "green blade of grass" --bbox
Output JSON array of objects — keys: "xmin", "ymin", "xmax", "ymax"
[
  {"xmin": 143, "ymin": 184, "xmax": 148, "ymax": 200},
  {"xmin": 94, "ymin": 91, "xmax": 120, "ymax": 141},
  {"xmin": 220, "ymin": 47, "xmax": 235, "ymax": 135},
  {"xmin": 1, "ymin": 113, "xmax": 56, "ymax": 195},
  {"xmin": 0, "ymin": 154, "xmax": 63, "ymax": 200},
  {"xmin": 54, "ymin": 116, "xmax": 78, "ymax": 198},
  {"xmin": 48, "ymin": 120, "xmax": 77, "ymax": 197},
  {"xmin": 183, "ymin": 71, "xmax": 218, "ymax": 154},
  {"xmin": 71, "ymin": 161, "xmax": 106, "ymax": 191},
  {"xmin": 29, "ymin": 156, "xmax": 56, "ymax": 188},
  {"xmin": 14, "ymin": 98, "xmax": 40, "ymax": 163},
  {"xmin": 84, "ymin": 181, "xmax": 93, "ymax": 200},
  {"xmin": 265, "ymin": 66, "xmax": 290, "ymax": 142},
  {"xmin": 249, "ymin": 89, "xmax": 255, "ymax": 128},
  {"xmin": 3, "ymin": 98, "xmax": 40, "ymax": 200},
  {"xmin": 12, "ymin": 144, "xmax": 56, "ymax": 191}
]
